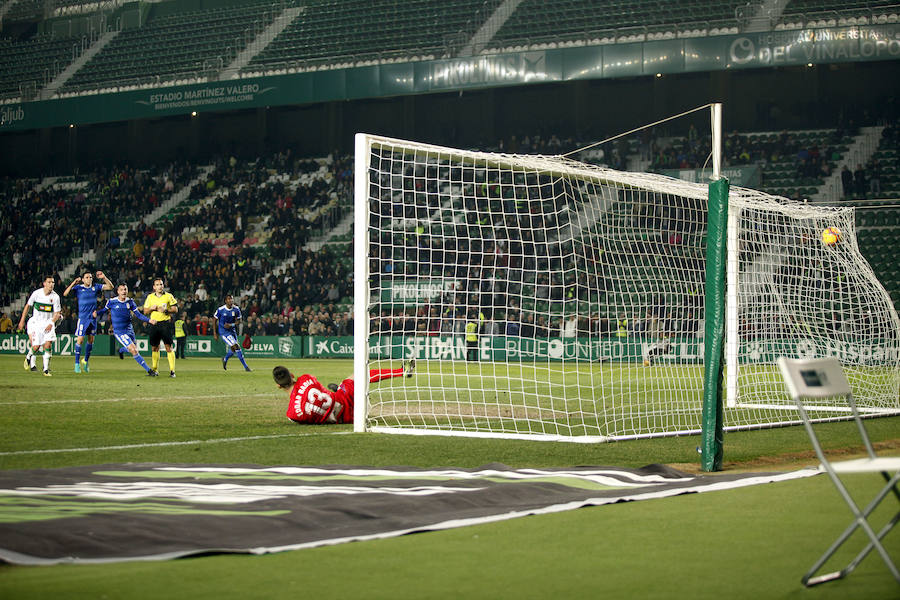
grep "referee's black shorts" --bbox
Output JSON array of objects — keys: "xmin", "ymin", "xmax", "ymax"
[{"xmin": 149, "ymin": 320, "xmax": 175, "ymax": 347}]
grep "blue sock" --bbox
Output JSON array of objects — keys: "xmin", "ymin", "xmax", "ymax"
[
  {"xmin": 85, "ymin": 342, "xmax": 93, "ymax": 361},
  {"xmin": 224, "ymin": 349, "xmax": 233, "ymax": 364},
  {"xmin": 75, "ymin": 343, "xmax": 82, "ymax": 363},
  {"xmin": 237, "ymin": 350, "xmax": 249, "ymax": 369},
  {"xmin": 134, "ymin": 354, "xmax": 151, "ymax": 372}
]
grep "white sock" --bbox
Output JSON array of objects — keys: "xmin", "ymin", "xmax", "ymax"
[
  {"xmin": 43, "ymin": 351, "xmax": 51, "ymax": 372},
  {"xmin": 30, "ymin": 353, "xmax": 37, "ymax": 368}
]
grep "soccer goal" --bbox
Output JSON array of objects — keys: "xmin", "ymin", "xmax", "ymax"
[{"xmin": 352, "ymin": 131, "xmax": 900, "ymax": 443}]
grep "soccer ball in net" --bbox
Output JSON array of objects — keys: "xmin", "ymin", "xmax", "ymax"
[{"xmin": 822, "ymin": 226, "xmax": 841, "ymax": 246}]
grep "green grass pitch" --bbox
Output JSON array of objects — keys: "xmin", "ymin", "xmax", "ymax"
[{"xmin": 0, "ymin": 355, "xmax": 898, "ymax": 598}]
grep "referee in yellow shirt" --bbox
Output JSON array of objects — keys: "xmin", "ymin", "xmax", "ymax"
[{"xmin": 143, "ymin": 277, "xmax": 178, "ymax": 377}]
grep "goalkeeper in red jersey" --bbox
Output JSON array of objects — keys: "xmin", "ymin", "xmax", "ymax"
[{"xmin": 273, "ymin": 360, "xmax": 415, "ymax": 424}]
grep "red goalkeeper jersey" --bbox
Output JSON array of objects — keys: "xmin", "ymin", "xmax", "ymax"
[{"xmin": 286, "ymin": 375, "xmax": 354, "ymax": 424}]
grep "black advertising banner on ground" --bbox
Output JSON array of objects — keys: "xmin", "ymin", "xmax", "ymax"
[{"xmin": 0, "ymin": 462, "xmax": 814, "ymax": 565}]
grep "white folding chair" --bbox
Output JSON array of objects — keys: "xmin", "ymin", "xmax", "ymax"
[{"xmin": 777, "ymin": 357, "xmax": 900, "ymax": 586}]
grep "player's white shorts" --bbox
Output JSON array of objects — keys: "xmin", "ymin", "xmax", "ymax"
[
  {"xmin": 75, "ymin": 317, "xmax": 98, "ymax": 337},
  {"xmin": 219, "ymin": 332, "xmax": 238, "ymax": 347},
  {"xmin": 114, "ymin": 330, "xmax": 137, "ymax": 350},
  {"xmin": 27, "ymin": 318, "xmax": 57, "ymax": 346}
]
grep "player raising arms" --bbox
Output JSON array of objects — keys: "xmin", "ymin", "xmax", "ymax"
[
  {"xmin": 17, "ymin": 276, "xmax": 62, "ymax": 376},
  {"xmin": 143, "ymin": 277, "xmax": 178, "ymax": 378},
  {"xmin": 273, "ymin": 360, "xmax": 415, "ymax": 424},
  {"xmin": 63, "ymin": 270, "xmax": 113, "ymax": 373},
  {"xmin": 214, "ymin": 294, "xmax": 251, "ymax": 372},
  {"xmin": 95, "ymin": 283, "xmax": 157, "ymax": 375}
]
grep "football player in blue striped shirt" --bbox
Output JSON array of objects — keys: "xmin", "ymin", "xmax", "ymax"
[
  {"xmin": 95, "ymin": 283, "xmax": 158, "ymax": 376},
  {"xmin": 63, "ymin": 270, "xmax": 113, "ymax": 373},
  {"xmin": 214, "ymin": 294, "xmax": 251, "ymax": 372}
]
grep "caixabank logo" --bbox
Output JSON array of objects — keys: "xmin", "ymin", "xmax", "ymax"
[{"xmin": 311, "ymin": 338, "xmax": 353, "ymax": 357}]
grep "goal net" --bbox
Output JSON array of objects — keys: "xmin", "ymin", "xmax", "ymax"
[
  {"xmin": 727, "ymin": 196, "xmax": 900, "ymax": 421},
  {"xmin": 353, "ymin": 133, "xmax": 900, "ymax": 441}
]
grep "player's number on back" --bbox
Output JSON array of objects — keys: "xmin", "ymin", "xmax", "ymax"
[{"xmin": 304, "ymin": 388, "xmax": 333, "ymax": 418}]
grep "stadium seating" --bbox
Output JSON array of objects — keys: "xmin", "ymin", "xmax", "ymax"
[
  {"xmin": 243, "ymin": 0, "xmax": 494, "ymax": 73},
  {"xmin": 0, "ymin": 34, "xmax": 82, "ymax": 100},
  {"xmin": 868, "ymin": 124, "xmax": 900, "ymax": 199},
  {"xmin": 779, "ymin": 0, "xmax": 900, "ymax": 29},
  {"xmin": 7, "ymin": 0, "xmax": 893, "ymax": 100},
  {"xmin": 60, "ymin": 1, "xmax": 281, "ymax": 93},
  {"xmin": 2, "ymin": 0, "xmax": 44, "ymax": 24},
  {"xmin": 646, "ymin": 128, "xmax": 852, "ymax": 201},
  {"xmin": 89, "ymin": 151, "xmax": 355, "ymax": 331},
  {"xmin": 853, "ymin": 122, "xmax": 900, "ymax": 306},
  {"xmin": 0, "ymin": 162, "xmax": 198, "ymax": 309},
  {"xmin": 486, "ymin": 0, "xmax": 744, "ymax": 51}
]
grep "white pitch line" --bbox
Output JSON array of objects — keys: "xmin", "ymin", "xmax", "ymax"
[
  {"xmin": 0, "ymin": 393, "xmax": 276, "ymax": 406},
  {"xmin": 0, "ymin": 431, "xmax": 353, "ymax": 456}
]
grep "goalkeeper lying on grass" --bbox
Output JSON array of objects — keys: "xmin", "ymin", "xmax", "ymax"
[{"xmin": 273, "ymin": 360, "xmax": 415, "ymax": 424}]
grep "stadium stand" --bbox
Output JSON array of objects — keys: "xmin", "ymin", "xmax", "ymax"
[
  {"xmin": 778, "ymin": 1, "xmax": 900, "ymax": 29},
  {"xmin": 4, "ymin": 0, "xmax": 753, "ymax": 97},
  {"xmin": 2, "ymin": 0, "xmax": 898, "ymax": 333},
  {"xmin": 5, "ymin": 116, "xmax": 898, "ymax": 335},
  {"xmin": 486, "ymin": 0, "xmax": 743, "ymax": 51},
  {"xmin": 6, "ymin": 0, "xmax": 895, "ymax": 101},
  {"xmin": 0, "ymin": 161, "xmax": 199, "ymax": 308},
  {"xmin": 854, "ymin": 122, "xmax": 900, "ymax": 309},
  {"xmin": 3, "ymin": 0, "xmax": 45, "ymax": 23},
  {"xmin": 60, "ymin": 1, "xmax": 284, "ymax": 93},
  {"xmin": 243, "ymin": 0, "xmax": 499, "ymax": 73},
  {"xmin": 40, "ymin": 150, "xmax": 357, "ymax": 336},
  {"xmin": 0, "ymin": 34, "xmax": 82, "ymax": 100}
]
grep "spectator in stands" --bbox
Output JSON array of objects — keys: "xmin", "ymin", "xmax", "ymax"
[
  {"xmin": 854, "ymin": 164, "xmax": 867, "ymax": 198},
  {"xmin": 841, "ymin": 166, "xmax": 853, "ymax": 199},
  {"xmin": 868, "ymin": 158, "xmax": 882, "ymax": 197},
  {"xmin": 561, "ymin": 314, "xmax": 578, "ymax": 338},
  {"xmin": 0, "ymin": 312, "xmax": 12, "ymax": 333},
  {"xmin": 195, "ymin": 282, "xmax": 208, "ymax": 303},
  {"xmin": 195, "ymin": 316, "xmax": 210, "ymax": 336}
]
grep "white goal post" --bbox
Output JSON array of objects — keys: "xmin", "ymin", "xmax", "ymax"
[{"xmin": 353, "ymin": 132, "xmax": 900, "ymax": 442}]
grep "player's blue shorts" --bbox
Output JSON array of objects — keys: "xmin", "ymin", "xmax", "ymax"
[
  {"xmin": 218, "ymin": 331, "xmax": 238, "ymax": 347},
  {"xmin": 114, "ymin": 330, "xmax": 137, "ymax": 350},
  {"xmin": 75, "ymin": 317, "xmax": 98, "ymax": 337}
]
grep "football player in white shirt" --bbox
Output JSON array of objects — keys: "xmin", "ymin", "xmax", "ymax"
[{"xmin": 17, "ymin": 276, "xmax": 62, "ymax": 376}]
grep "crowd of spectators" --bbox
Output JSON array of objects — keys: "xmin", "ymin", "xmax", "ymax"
[
  {"xmin": 4, "ymin": 150, "xmax": 357, "ymax": 337},
  {"xmin": 841, "ymin": 122, "xmax": 898, "ymax": 200},
  {"xmin": 0, "ymin": 161, "xmax": 196, "ymax": 307},
  {"xmin": 5, "ymin": 119, "xmax": 897, "ymax": 340}
]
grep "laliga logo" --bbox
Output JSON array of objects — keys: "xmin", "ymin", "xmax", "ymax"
[
  {"xmin": 729, "ymin": 38, "xmax": 756, "ymax": 65},
  {"xmin": 0, "ymin": 336, "xmax": 29, "ymax": 353},
  {"xmin": 1, "ymin": 105, "xmax": 25, "ymax": 126}
]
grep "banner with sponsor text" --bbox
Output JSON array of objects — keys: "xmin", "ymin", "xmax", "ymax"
[{"xmin": 1, "ymin": 334, "xmax": 894, "ymax": 364}]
